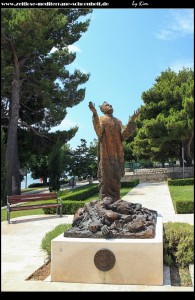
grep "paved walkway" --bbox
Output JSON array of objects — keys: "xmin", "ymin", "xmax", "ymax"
[
  {"xmin": 1, "ymin": 182, "xmax": 194, "ymax": 292},
  {"xmin": 123, "ymin": 182, "xmax": 194, "ymax": 225}
]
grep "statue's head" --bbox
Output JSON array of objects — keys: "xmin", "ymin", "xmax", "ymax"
[{"xmin": 99, "ymin": 102, "xmax": 113, "ymax": 115}]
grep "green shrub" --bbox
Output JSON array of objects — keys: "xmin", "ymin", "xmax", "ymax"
[
  {"xmin": 41, "ymin": 223, "xmax": 71, "ymax": 256},
  {"xmin": 61, "ymin": 201, "xmax": 86, "ymax": 214},
  {"xmin": 175, "ymin": 200, "xmax": 194, "ymax": 214},
  {"xmin": 163, "ymin": 222, "xmax": 194, "ymax": 267},
  {"xmin": 167, "ymin": 178, "xmax": 194, "ymax": 186}
]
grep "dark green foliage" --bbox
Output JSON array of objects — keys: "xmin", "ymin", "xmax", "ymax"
[
  {"xmin": 67, "ymin": 139, "xmax": 98, "ymax": 179},
  {"xmin": 163, "ymin": 222, "xmax": 194, "ymax": 267},
  {"xmin": 28, "ymin": 183, "xmax": 47, "ymax": 188},
  {"xmin": 132, "ymin": 68, "xmax": 194, "ymax": 166},
  {"xmin": 123, "ymin": 136, "xmax": 136, "ymax": 163},
  {"xmin": 62, "ymin": 201, "xmax": 86, "ymax": 215},
  {"xmin": 41, "ymin": 223, "xmax": 72, "ymax": 256},
  {"xmin": 167, "ymin": 178, "xmax": 194, "ymax": 186},
  {"xmin": 30, "ymin": 155, "xmax": 49, "ymax": 185},
  {"xmin": 175, "ymin": 200, "xmax": 194, "ymax": 214}
]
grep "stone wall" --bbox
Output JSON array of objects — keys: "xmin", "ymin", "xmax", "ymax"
[{"xmin": 122, "ymin": 167, "xmax": 194, "ymax": 183}]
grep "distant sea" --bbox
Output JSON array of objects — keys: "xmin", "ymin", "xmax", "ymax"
[{"xmin": 21, "ymin": 173, "xmax": 41, "ymax": 189}]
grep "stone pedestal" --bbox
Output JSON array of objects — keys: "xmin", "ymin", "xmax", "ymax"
[{"xmin": 51, "ymin": 216, "xmax": 163, "ymax": 285}]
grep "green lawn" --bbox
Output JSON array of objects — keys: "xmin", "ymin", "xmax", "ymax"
[
  {"xmin": 21, "ymin": 188, "xmax": 46, "ymax": 193},
  {"xmin": 168, "ymin": 185, "xmax": 194, "ymax": 211},
  {"xmin": 1, "ymin": 186, "xmax": 132, "ymax": 222},
  {"xmin": 168, "ymin": 185, "xmax": 194, "ymax": 201}
]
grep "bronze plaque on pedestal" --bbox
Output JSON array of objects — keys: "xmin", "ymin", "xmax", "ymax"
[{"xmin": 94, "ymin": 248, "xmax": 115, "ymax": 271}]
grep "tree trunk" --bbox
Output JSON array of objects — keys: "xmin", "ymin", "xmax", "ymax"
[
  {"xmin": 43, "ymin": 177, "xmax": 47, "ymax": 186},
  {"xmin": 187, "ymin": 131, "xmax": 194, "ymax": 164},
  {"xmin": 6, "ymin": 78, "xmax": 21, "ymax": 195}
]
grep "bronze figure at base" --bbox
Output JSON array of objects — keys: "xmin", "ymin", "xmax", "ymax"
[{"xmin": 64, "ymin": 196, "xmax": 157, "ymax": 238}]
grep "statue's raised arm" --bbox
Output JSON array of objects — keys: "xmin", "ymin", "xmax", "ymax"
[
  {"xmin": 130, "ymin": 109, "xmax": 140, "ymax": 123},
  {"xmin": 88, "ymin": 101, "xmax": 98, "ymax": 116},
  {"xmin": 122, "ymin": 109, "xmax": 140, "ymax": 140},
  {"xmin": 89, "ymin": 101, "xmax": 103, "ymax": 138}
]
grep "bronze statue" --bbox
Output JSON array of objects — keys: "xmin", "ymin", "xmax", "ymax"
[
  {"xmin": 64, "ymin": 102, "xmax": 158, "ymax": 239},
  {"xmin": 88, "ymin": 101, "xmax": 139, "ymax": 201}
]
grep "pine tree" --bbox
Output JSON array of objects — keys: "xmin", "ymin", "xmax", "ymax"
[
  {"xmin": 1, "ymin": 8, "xmax": 92, "ymax": 195},
  {"xmin": 132, "ymin": 68, "xmax": 194, "ymax": 166}
]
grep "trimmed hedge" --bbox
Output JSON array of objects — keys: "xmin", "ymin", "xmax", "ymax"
[
  {"xmin": 43, "ymin": 200, "xmax": 87, "ymax": 215},
  {"xmin": 167, "ymin": 178, "xmax": 194, "ymax": 186},
  {"xmin": 121, "ymin": 179, "xmax": 139, "ymax": 188},
  {"xmin": 61, "ymin": 185, "xmax": 98, "ymax": 201},
  {"xmin": 60, "ymin": 180, "xmax": 139, "ymax": 201},
  {"xmin": 175, "ymin": 200, "xmax": 194, "ymax": 214},
  {"xmin": 28, "ymin": 183, "xmax": 47, "ymax": 188},
  {"xmin": 43, "ymin": 180, "xmax": 140, "ymax": 215}
]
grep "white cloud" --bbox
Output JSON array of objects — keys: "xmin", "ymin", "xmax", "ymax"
[
  {"xmin": 50, "ymin": 45, "xmax": 81, "ymax": 54},
  {"xmin": 171, "ymin": 10, "xmax": 193, "ymax": 35},
  {"xmin": 169, "ymin": 59, "xmax": 194, "ymax": 73},
  {"xmin": 155, "ymin": 9, "xmax": 194, "ymax": 40},
  {"xmin": 68, "ymin": 45, "xmax": 81, "ymax": 53},
  {"xmin": 49, "ymin": 118, "xmax": 81, "ymax": 132},
  {"xmin": 155, "ymin": 29, "xmax": 173, "ymax": 41},
  {"xmin": 50, "ymin": 47, "xmax": 58, "ymax": 53}
]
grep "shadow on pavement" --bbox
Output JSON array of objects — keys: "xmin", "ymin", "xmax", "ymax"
[{"xmin": 10, "ymin": 215, "xmax": 64, "ymax": 224}]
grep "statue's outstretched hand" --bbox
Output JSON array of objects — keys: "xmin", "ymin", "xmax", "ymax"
[
  {"xmin": 88, "ymin": 101, "xmax": 97, "ymax": 115},
  {"xmin": 130, "ymin": 109, "xmax": 140, "ymax": 122}
]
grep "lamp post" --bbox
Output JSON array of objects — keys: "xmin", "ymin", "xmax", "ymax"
[
  {"xmin": 136, "ymin": 152, "xmax": 139, "ymax": 173},
  {"xmin": 182, "ymin": 141, "xmax": 184, "ymax": 179},
  {"xmin": 25, "ymin": 170, "xmax": 27, "ymax": 189}
]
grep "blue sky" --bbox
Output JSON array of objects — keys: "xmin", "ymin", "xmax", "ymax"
[{"xmin": 50, "ymin": 8, "xmax": 194, "ymax": 149}]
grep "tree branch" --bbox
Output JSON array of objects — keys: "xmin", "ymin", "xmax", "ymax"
[{"xmin": 18, "ymin": 120, "xmax": 53, "ymax": 141}]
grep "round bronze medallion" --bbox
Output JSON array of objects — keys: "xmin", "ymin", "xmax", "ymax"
[{"xmin": 94, "ymin": 248, "xmax": 116, "ymax": 271}]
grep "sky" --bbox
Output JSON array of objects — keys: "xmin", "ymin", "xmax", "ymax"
[{"xmin": 50, "ymin": 8, "xmax": 194, "ymax": 149}]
